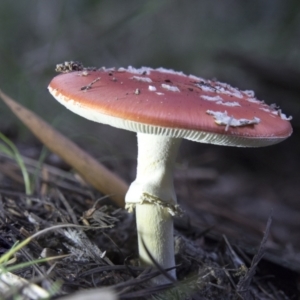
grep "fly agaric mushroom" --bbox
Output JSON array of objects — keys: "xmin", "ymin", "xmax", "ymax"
[{"xmin": 48, "ymin": 62, "xmax": 292, "ymax": 284}]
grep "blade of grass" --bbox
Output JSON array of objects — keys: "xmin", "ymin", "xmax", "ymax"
[
  {"xmin": 4, "ymin": 254, "xmax": 69, "ymax": 272},
  {"xmin": 0, "ymin": 89, "xmax": 128, "ymax": 207},
  {"xmin": 0, "ymin": 131, "xmax": 32, "ymax": 195},
  {"xmin": 0, "ymin": 143, "xmax": 13, "ymax": 156},
  {"xmin": 0, "ymin": 223, "xmax": 110, "ymax": 265}
]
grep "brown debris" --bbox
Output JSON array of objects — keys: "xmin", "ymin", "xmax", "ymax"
[{"xmin": 0, "ymin": 148, "xmax": 298, "ymax": 299}]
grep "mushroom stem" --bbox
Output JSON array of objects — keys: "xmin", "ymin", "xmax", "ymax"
[
  {"xmin": 125, "ymin": 133, "xmax": 182, "ymax": 283},
  {"xmin": 135, "ymin": 204, "xmax": 175, "ymax": 282}
]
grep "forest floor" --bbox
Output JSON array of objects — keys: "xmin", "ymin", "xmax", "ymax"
[{"xmin": 0, "ymin": 132, "xmax": 299, "ymax": 299}]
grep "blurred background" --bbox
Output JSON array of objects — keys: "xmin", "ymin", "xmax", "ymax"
[{"xmin": 0, "ymin": 0, "xmax": 299, "ymax": 268}]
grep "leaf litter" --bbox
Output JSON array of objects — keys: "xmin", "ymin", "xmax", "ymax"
[
  {"xmin": 0, "ymin": 90, "xmax": 298, "ymax": 299},
  {"xmin": 0, "ymin": 152, "xmax": 297, "ymax": 299}
]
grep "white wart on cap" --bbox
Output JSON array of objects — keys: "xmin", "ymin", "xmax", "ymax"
[{"xmin": 48, "ymin": 65, "xmax": 292, "ymax": 147}]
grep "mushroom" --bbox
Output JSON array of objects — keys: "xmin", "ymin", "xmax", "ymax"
[{"xmin": 48, "ymin": 62, "xmax": 293, "ymax": 284}]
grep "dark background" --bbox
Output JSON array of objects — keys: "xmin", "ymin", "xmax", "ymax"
[{"xmin": 0, "ymin": 1, "xmax": 299, "ymax": 267}]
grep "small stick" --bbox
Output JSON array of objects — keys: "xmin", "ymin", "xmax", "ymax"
[{"xmin": 81, "ymin": 77, "xmax": 101, "ymax": 91}]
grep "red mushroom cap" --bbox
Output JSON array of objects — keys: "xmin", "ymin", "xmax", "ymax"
[{"xmin": 48, "ymin": 65, "xmax": 293, "ymax": 147}]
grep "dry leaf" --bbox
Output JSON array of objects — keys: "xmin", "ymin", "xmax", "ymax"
[{"xmin": 0, "ymin": 89, "xmax": 128, "ymax": 207}]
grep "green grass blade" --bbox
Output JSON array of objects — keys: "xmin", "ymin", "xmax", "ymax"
[
  {"xmin": 0, "ymin": 223, "xmax": 110, "ymax": 265},
  {"xmin": 4, "ymin": 254, "xmax": 69, "ymax": 272},
  {"xmin": 0, "ymin": 131, "xmax": 32, "ymax": 195}
]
